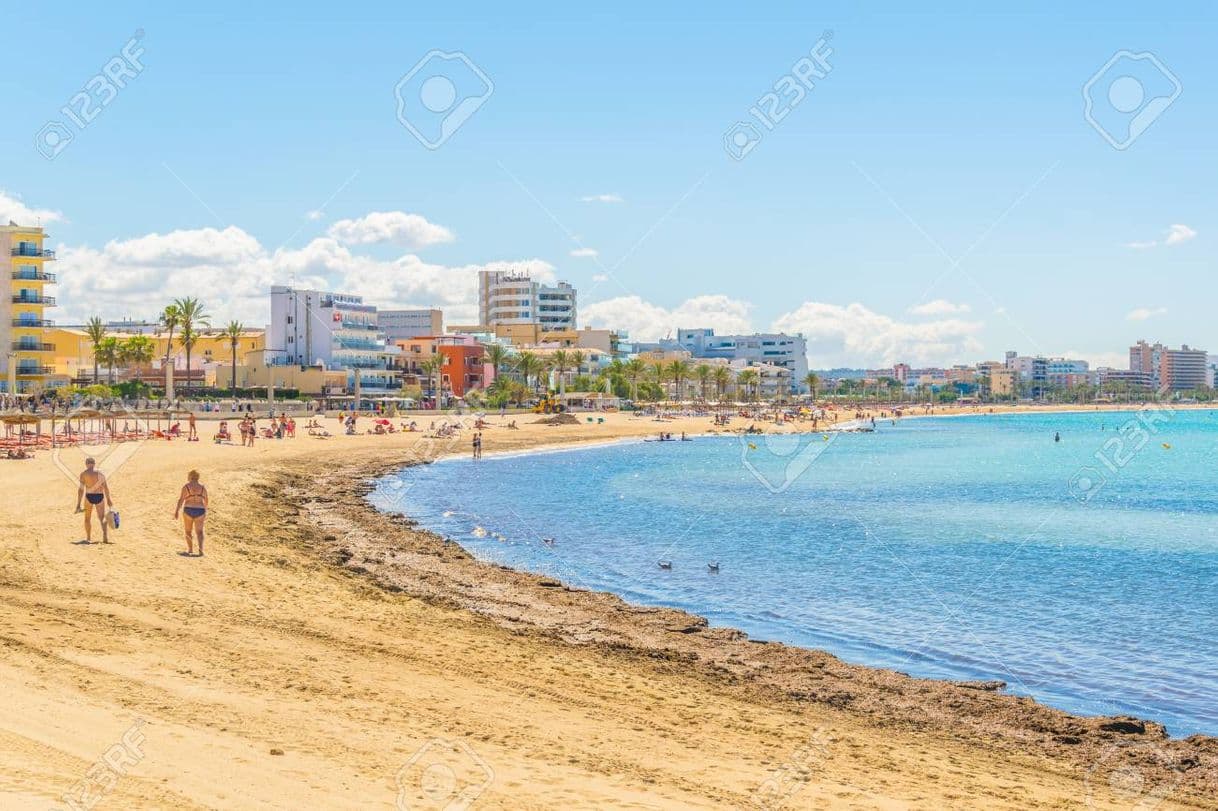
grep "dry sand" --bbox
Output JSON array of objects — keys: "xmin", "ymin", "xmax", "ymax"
[{"xmin": 1, "ymin": 406, "xmax": 1215, "ymax": 809}]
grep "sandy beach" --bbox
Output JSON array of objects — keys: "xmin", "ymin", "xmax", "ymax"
[{"xmin": 2, "ymin": 406, "xmax": 1215, "ymax": 809}]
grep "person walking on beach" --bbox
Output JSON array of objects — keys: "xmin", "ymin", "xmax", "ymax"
[
  {"xmin": 75, "ymin": 458, "xmax": 113, "ymax": 544},
  {"xmin": 472, "ymin": 431, "xmax": 482, "ymax": 460},
  {"xmin": 187, "ymin": 412, "xmax": 198, "ymax": 441},
  {"xmin": 174, "ymin": 469, "xmax": 209, "ymax": 556}
]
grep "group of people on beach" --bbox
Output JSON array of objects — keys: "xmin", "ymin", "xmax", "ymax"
[{"xmin": 76, "ymin": 458, "xmax": 209, "ymax": 556}]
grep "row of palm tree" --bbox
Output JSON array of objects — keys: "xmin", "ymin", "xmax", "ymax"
[
  {"xmin": 476, "ymin": 347, "xmax": 818, "ymax": 405},
  {"xmin": 84, "ymin": 298, "xmax": 247, "ymax": 392}
]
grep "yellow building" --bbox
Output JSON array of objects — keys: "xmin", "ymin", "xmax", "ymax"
[
  {"xmin": 50, "ymin": 325, "xmax": 266, "ymax": 383},
  {"xmin": 1, "ymin": 224, "xmax": 59, "ymax": 393}
]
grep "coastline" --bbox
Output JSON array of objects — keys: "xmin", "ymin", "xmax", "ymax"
[{"xmin": 1, "ymin": 409, "xmax": 1215, "ymax": 808}]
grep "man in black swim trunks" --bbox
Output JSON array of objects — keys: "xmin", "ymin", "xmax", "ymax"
[{"xmin": 75, "ymin": 457, "xmax": 114, "ymax": 543}]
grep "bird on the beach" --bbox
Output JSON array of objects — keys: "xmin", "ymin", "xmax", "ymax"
[
  {"xmin": 658, "ymin": 560, "xmax": 673, "ymax": 570},
  {"xmin": 707, "ymin": 562, "xmax": 720, "ymax": 573}
]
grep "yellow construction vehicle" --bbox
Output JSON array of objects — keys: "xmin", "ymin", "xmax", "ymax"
[{"xmin": 533, "ymin": 391, "xmax": 565, "ymax": 414}]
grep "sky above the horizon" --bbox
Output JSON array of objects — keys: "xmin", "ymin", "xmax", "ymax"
[{"xmin": 1, "ymin": 1, "xmax": 1213, "ymax": 369}]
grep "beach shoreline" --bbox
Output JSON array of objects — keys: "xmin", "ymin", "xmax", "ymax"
[{"xmin": 2, "ymin": 408, "xmax": 1215, "ymax": 808}]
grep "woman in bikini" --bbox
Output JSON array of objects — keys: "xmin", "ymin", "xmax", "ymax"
[{"xmin": 174, "ymin": 469, "xmax": 209, "ymax": 556}]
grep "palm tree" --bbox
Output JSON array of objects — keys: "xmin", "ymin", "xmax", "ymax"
[
  {"xmin": 804, "ymin": 372, "xmax": 819, "ymax": 402},
  {"xmin": 713, "ymin": 366, "xmax": 732, "ymax": 403},
  {"xmin": 694, "ymin": 363, "xmax": 713, "ymax": 401},
  {"xmin": 119, "ymin": 335, "xmax": 155, "ymax": 381},
  {"xmin": 510, "ymin": 352, "xmax": 543, "ymax": 395},
  {"xmin": 569, "ymin": 351, "xmax": 585, "ymax": 385},
  {"xmin": 159, "ymin": 303, "xmax": 182, "ymax": 369},
  {"xmin": 222, "ymin": 320, "xmax": 244, "ymax": 394},
  {"xmin": 419, "ymin": 355, "xmax": 443, "ymax": 406},
  {"xmin": 173, "ymin": 297, "xmax": 210, "ymax": 390},
  {"xmin": 666, "ymin": 360, "xmax": 692, "ymax": 403},
  {"xmin": 483, "ymin": 343, "xmax": 510, "ymax": 377},
  {"xmin": 96, "ymin": 337, "xmax": 122, "ymax": 384},
  {"xmin": 737, "ymin": 368, "xmax": 760, "ymax": 403},
  {"xmin": 624, "ymin": 358, "xmax": 648, "ymax": 401},
  {"xmin": 551, "ymin": 349, "xmax": 573, "ymax": 395},
  {"xmin": 84, "ymin": 316, "xmax": 107, "ymax": 384}
]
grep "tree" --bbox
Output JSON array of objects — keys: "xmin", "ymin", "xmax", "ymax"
[
  {"xmin": 666, "ymin": 359, "xmax": 692, "ymax": 402},
  {"xmin": 119, "ymin": 335, "xmax": 155, "ymax": 381},
  {"xmin": 222, "ymin": 320, "xmax": 244, "ymax": 394},
  {"xmin": 96, "ymin": 337, "xmax": 122, "ymax": 384},
  {"xmin": 159, "ymin": 304, "xmax": 182, "ymax": 370},
  {"xmin": 624, "ymin": 358, "xmax": 648, "ymax": 401},
  {"xmin": 514, "ymin": 352, "xmax": 546, "ymax": 395},
  {"xmin": 84, "ymin": 316, "xmax": 107, "ymax": 384},
  {"xmin": 713, "ymin": 366, "xmax": 732, "ymax": 403},
  {"xmin": 804, "ymin": 371, "xmax": 820, "ymax": 401},
  {"xmin": 419, "ymin": 355, "xmax": 443, "ymax": 406},
  {"xmin": 694, "ymin": 363, "xmax": 713, "ymax": 401},
  {"xmin": 737, "ymin": 368, "xmax": 760, "ymax": 402},
  {"xmin": 173, "ymin": 297, "xmax": 210, "ymax": 390},
  {"xmin": 551, "ymin": 349, "xmax": 573, "ymax": 394},
  {"xmin": 483, "ymin": 343, "xmax": 510, "ymax": 376}
]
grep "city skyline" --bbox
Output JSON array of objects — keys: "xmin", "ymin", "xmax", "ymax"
[{"xmin": 2, "ymin": 2, "xmax": 1214, "ymax": 369}]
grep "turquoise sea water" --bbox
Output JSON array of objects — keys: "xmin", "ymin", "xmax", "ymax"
[{"xmin": 369, "ymin": 410, "xmax": 1218, "ymax": 737}]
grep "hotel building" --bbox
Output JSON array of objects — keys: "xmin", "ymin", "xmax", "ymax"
[
  {"xmin": 478, "ymin": 270, "xmax": 576, "ymax": 331},
  {"xmin": 379, "ymin": 308, "xmax": 443, "ymax": 342},
  {"xmin": 674, "ymin": 328, "xmax": 809, "ymax": 394},
  {"xmin": 1130, "ymin": 340, "xmax": 1209, "ymax": 391},
  {"xmin": 1, "ymin": 224, "xmax": 59, "ymax": 393},
  {"xmin": 268, "ymin": 286, "xmax": 399, "ymax": 391}
]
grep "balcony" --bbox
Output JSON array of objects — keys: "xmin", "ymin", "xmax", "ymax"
[
  {"xmin": 12, "ymin": 295, "xmax": 55, "ymax": 305},
  {"xmin": 12, "ymin": 270, "xmax": 56, "ymax": 282},
  {"xmin": 11, "ymin": 342, "xmax": 55, "ymax": 352},
  {"xmin": 11, "ymin": 247, "xmax": 55, "ymax": 260},
  {"xmin": 15, "ymin": 365, "xmax": 53, "ymax": 376},
  {"xmin": 11, "ymin": 319, "xmax": 54, "ymax": 328}
]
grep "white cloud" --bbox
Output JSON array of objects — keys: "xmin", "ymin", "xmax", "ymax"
[
  {"xmin": 772, "ymin": 301, "xmax": 984, "ymax": 368},
  {"xmin": 569, "ymin": 247, "xmax": 599, "ymax": 258},
  {"xmin": 1124, "ymin": 223, "xmax": 1197, "ymax": 250},
  {"xmin": 591, "ymin": 273, "xmax": 609, "ymax": 283},
  {"xmin": 1165, "ymin": 223, "xmax": 1197, "ymax": 246},
  {"xmin": 580, "ymin": 193, "xmax": 623, "ymax": 204},
  {"xmin": 908, "ymin": 299, "xmax": 971, "ymax": 316},
  {"xmin": 1126, "ymin": 306, "xmax": 1167, "ymax": 322},
  {"xmin": 305, "ymin": 210, "xmax": 324, "ymax": 221},
  {"xmin": 326, "ymin": 211, "xmax": 454, "ymax": 248},
  {"xmin": 54, "ymin": 223, "xmax": 552, "ymax": 328},
  {"xmin": 582, "ymin": 294, "xmax": 752, "ymax": 342},
  {"xmin": 0, "ymin": 190, "xmax": 64, "ymax": 226}
]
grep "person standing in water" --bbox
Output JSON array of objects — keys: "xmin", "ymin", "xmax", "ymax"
[
  {"xmin": 1055, "ymin": 431, "xmax": 1061, "ymax": 443},
  {"xmin": 75, "ymin": 458, "xmax": 114, "ymax": 544},
  {"xmin": 174, "ymin": 469, "xmax": 209, "ymax": 556}
]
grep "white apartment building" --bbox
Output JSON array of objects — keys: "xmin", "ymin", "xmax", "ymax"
[
  {"xmin": 675, "ymin": 328, "xmax": 809, "ymax": 394},
  {"xmin": 379, "ymin": 308, "xmax": 443, "ymax": 341},
  {"xmin": 478, "ymin": 270, "xmax": 576, "ymax": 331},
  {"xmin": 268, "ymin": 286, "xmax": 399, "ymax": 390}
]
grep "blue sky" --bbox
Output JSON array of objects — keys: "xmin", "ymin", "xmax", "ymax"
[{"xmin": 1, "ymin": 1, "xmax": 1212, "ymax": 368}]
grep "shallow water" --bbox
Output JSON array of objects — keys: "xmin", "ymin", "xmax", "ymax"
[{"xmin": 369, "ymin": 410, "xmax": 1218, "ymax": 736}]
